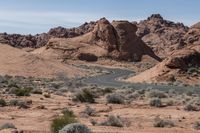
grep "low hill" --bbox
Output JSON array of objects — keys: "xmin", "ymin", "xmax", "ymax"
[{"xmin": 0, "ymin": 44, "xmax": 84, "ymax": 78}]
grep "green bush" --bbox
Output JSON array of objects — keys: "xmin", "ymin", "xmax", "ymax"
[
  {"xmin": 51, "ymin": 110, "xmax": 77, "ymax": 133},
  {"xmin": 0, "ymin": 99, "xmax": 6, "ymax": 107},
  {"xmin": 150, "ymin": 98, "xmax": 162, "ymax": 107},
  {"xmin": 12, "ymin": 87, "xmax": 32, "ymax": 96},
  {"xmin": 73, "ymin": 89, "xmax": 95, "ymax": 103},
  {"xmin": 61, "ymin": 108, "xmax": 75, "ymax": 117}
]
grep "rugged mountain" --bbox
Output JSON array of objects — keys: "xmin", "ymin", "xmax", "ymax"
[
  {"xmin": 51, "ymin": 18, "xmax": 161, "ymax": 62},
  {"xmin": 136, "ymin": 14, "xmax": 189, "ymax": 57}
]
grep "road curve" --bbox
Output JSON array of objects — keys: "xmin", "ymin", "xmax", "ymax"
[{"xmin": 83, "ymin": 66, "xmax": 200, "ymax": 93}]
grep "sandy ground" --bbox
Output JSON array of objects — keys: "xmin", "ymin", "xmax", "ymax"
[{"xmin": 0, "ymin": 93, "xmax": 200, "ymax": 133}]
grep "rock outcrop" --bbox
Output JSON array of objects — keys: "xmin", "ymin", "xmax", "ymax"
[
  {"xmin": 183, "ymin": 22, "xmax": 200, "ymax": 45},
  {"xmin": 0, "ymin": 21, "xmax": 96, "ymax": 48},
  {"xmin": 67, "ymin": 18, "xmax": 161, "ymax": 62},
  {"xmin": 126, "ymin": 45, "xmax": 200, "ymax": 84}
]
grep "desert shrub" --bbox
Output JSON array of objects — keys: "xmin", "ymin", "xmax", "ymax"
[
  {"xmin": 31, "ymin": 88, "xmax": 43, "ymax": 94},
  {"xmin": 0, "ymin": 123, "xmax": 16, "ymax": 130},
  {"xmin": 11, "ymin": 87, "xmax": 32, "ymax": 96},
  {"xmin": 106, "ymin": 93, "xmax": 124, "ymax": 104},
  {"xmin": 150, "ymin": 98, "xmax": 162, "ymax": 107},
  {"xmin": 43, "ymin": 93, "xmax": 51, "ymax": 98},
  {"xmin": 102, "ymin": 87, "xmax": 114, "ymax": 94},
  {"xmin": 194, "ymin": 122, "xmax": 200, "ymax": 130},
  {"xmin": 9, "ymin": 99, "xmax": 30, "ymax": 109},
  {"xmin": 184, "ymin": 103, "xmax": 199, "ymax": 111},
  {"xmin": 137, "ymin": 89, "xmax": 146, "ymax": 95},
  {"xmin": 153, "ymin": 117, "xmax": 175, "ymax": 128},
  {"xmin": 99, "ymin": 115, "xmax": 129, "ymax": 127},
  {"xmin": 73, "ymin": 89, "xmax": 95, "ymax": 103},
  {"xmin": 0, "ymin": 99, "xmax": 6, "ymax": 107},
  {"xmin": 59, "ymin": 123, "xmax": 92, "ymax": 133},
  {"xmin": 61, "ymin": 108, "xmax": 75, "ymax": 117},
  {"xmin": 147, "ymin": 90, "xmax": 168, "ymax": 98},
  {"xmin": 127, "ymin": 92, "xmax": 140, "ymax": 100},
  {"xmin": 83, "ymin": 106, "xmax": 96, "ymax": 116},
  {"xmin": 51, "ymin": 110, "xmax": 77, "ymax": 133},
  {"xmin": 166, "ymin": 100, "xmax": 174, "ymax": 106},
  {"xmin": 90, "ymin": 119, "xmax": 97, "ymax": 126}
]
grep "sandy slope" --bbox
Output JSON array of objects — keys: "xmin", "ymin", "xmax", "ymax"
[{"xmin": 0, "ymin": 44, "xmax": 84, "ymax": 78}]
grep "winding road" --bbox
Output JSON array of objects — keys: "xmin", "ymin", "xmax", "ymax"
[{"xmin": 83, "ymin": 66, "xmax": 200, "ymax": 93}]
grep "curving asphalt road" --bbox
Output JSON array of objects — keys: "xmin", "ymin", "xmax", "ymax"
[{"xmin": 83, "ymin": 66, "xmax": 200, "ymax": 94}]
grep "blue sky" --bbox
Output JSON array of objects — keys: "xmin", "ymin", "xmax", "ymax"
[{"xmin": 0, "ymin": 0, "xmax": 199, "ymax": 34}]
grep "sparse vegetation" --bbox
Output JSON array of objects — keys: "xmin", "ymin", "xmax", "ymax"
[
  {"xmin": 147, "ymin": 90, "xmax": 168, "ymax": 98},
  {"xmin": 51, "ymin": 109, "xmax": 77, "ymax": 133},
  {"xmin": 73, "ymin": 89, "xmax": 95, "ymax": 103},
  {"xmin": 99, "ymin": 115, "xmax": 130, "ymax": 127},
  {"xmin": 83, "ymin": 106, "xmax": 96, "ymax": 116},
  {"xmin": 59, "ymin": 123, "xmax": 92, "ymax": 133},
  {"xmin": 194, "ymin": 122, "xmax": 200, "ymax": 130},
  {"xmin": 154, "ymin": 117, "xmax": 175, "ymax": 128},
  {"xmin": 184, "ymin": 102, "xmax": 199, "ymax": 111},
  {"xmin": 106, "ymin": 93, "xmax": 124, "ymax": 104},
  {"xmin": 0, "ymin": 123, "xmax": 16, "ymax": 130},
  {"xmin": 11, "ymin": 87, "xmax": 32, "ymax": 96},
  {"xmin": 9, "ymin": 99, "xmax": 30, "ymax": 109},
  {"xmin": 150, "ymin": 98, "xmax": 163, "ymax": 107},
  {"xmin": 0, "ymin": 99, "xmax": 6, "ymax": 107}
]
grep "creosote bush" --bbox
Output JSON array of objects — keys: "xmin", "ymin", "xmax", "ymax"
[
  {"xmin": 83, "ymin": 106, "xmax": 96, "ymax": 116},
  {"xmin": 59, "ymin": 123, "xmax": 92, "ymax": 133},
  {"xmin": 194, "ymin": 122, "xmax": 200, "ymax": 130},
  {"xmin": 9, "ymin": 99, "xmax": 30, "ymax": 109},
  {"xmin": 11, "ymin": 87, "xmax": 32, "ymax": 96},
  {"xmin": 73, "ymin": 89, "xmax": 95, "ymax": 103},
  {"xmin": 154, "ymin": 117, "xmax": 175, "ymax": 128},
  {"xmin": 0, "ymin": 99, "xmax": 6, "ymax": 107},
  {"xmin": 184, "ymin": 103, "xmax": 199, "ymax": 111},
  {"xmin": 150, "ymin": 98, "xmax": 162, "ymax": 107},
  {"xmin": 106, "ymin": 93, "xmax": 124, "ymax": 104},
  {"xmin": 51, "ymin": 109, "xmax": 77, "ymax": 133},
  {"xmin": 99, "ymin": 115, "xmax": 129, "ymax": 127},
  {"xmin": 147, "ymin": 90, "xmax": 168, "ymax": 98}
]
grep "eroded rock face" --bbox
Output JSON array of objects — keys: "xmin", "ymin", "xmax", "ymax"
[
  {"xmin": 111, "ymin": 20, "xmax": 161, "ymax": 61},
  {"xmin": 165, "ymin": 48, "xmax": 200, "ymax": 70},
  {"xmin": 137, "ymin": 14, "xmax": 189, "ymax": 57},
  {"xmin": 89, "ymin": 18, "xmax": 118, "ymax": 52},
  {"xmin": 183, "ymin": 22, "xmax": 200, "ymax": 45}
]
